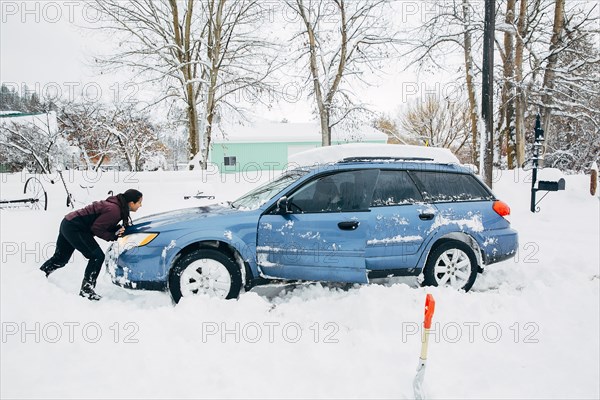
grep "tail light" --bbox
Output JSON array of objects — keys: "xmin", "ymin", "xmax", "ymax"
[{"xmin": 493, "ymin": 200, "xmax": 511, "ymax": 221}]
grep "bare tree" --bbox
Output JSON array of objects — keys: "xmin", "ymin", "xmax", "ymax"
[
  {"xmin": 539, "ymin": 0, "xmax": 565, "ymax": 150},
  {"xmin": 285, "ymin": 0, "xmax": 397, "ymax": 146},
  {"xmin": 398, "ymin": 0, "xmax": 598, "ymax": 173},
  {"xmin": 399, "ymin": 95, "xmax": 472, "ymax": 162},
  {"xmin": 91, "ymin": 0, "xmax": 204, "ymax": 163},
  {"xmin": 513, "ymin": 0, "xmax": 528, "ymax": 167},
  {"xmin": 374, "ymin": 115, "xmax": 413, "ymax": 145},
  {"xmin": 59, "ymin": 100, "xmax": 168, "ymax": 171},
  {"xmin": 539, "ymin": 11, "xmax": 600, "ymax": 170},
  {"xmin": 0, "ymin": 112, "xmax": 67, "ymax": 173},
  {"xmin": 91, "ymin": 0, "xmax": 278, "ymax": 169},
  {"xmin": 198, "ymin": 0, "xmax": 280, "ymax": 168},
  {"xmin": 399, "ymin": 0, "xmax": 484, "ymax": 165},
  {"xmin": 497, "ymin": 0, "xmax": 517, "ymax": 168},
  {"xmin": 106, "ymin": 104, "xmax": 167, "ymax": 171},
  {"xmin": 519, "ymin": 0, "xmax": 599, "ymax": 168},
  {"xmin": 59, "ymin": 101, "xmax": 114, "ymax": 170}
]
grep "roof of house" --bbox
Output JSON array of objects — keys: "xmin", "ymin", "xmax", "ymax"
[
  {"xmin": 211, "ymin": 120, "xmax": 388, "ymax": 144},
  {"xmin": 0, "ymin": 111, "xmax": 58, "ymax": 133},
  {"xmin": 0, "ymin": 111, "xmax": 46, "ymax": 118}
]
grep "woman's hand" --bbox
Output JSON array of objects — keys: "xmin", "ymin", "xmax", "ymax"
[{"xmin": 116, "ymin": 227, "xmax": 125, "ymax": 237}]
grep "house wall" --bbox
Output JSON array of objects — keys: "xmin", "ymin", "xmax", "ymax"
[
  {"xmin": 210, "ymin": 142, "xmax": 316, "ymax": 174},
  {"xmin": 210, "ymin": 139, "xmax": 387, "ymax": 174}
]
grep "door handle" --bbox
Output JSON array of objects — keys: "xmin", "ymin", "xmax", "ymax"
[
  {"xmin": 419, "ymin": 213, "xmax": 435, "ymax": 221},
  {"xmin": 338, "ymin": 221, "xmax": 359, "ymax": 231}
]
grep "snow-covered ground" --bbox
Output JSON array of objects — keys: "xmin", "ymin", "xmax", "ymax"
[{"xmin": 1, "ymin": 167, "xmax": 598, "ymax": 399}]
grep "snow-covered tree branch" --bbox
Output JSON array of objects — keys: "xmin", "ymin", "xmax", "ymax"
[{"xmin": 286, "ymin": 0, "xmax": 397, "ymax": 146}]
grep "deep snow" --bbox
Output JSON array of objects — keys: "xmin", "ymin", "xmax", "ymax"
[{"xmin": 1, "ymin": 167, "xmax": 598, "ymax": 399}]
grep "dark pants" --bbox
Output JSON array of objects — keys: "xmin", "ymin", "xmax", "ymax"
[{"xmin": 41, "ymin": 219, "xmax": 105, "ymax": 286}]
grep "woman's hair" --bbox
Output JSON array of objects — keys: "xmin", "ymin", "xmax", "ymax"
[
  {"xmin": 123, "ymin": 189, "xmax": 143, "ymax": 203},
  {"xmin": 116, "ymin": 189, "xmax": 143, "ymax": 227}
]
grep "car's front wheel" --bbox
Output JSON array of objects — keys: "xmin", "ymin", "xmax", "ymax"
[
  {"xmin": 169, "ymin": 248, "xmax": 242, "ymax": 303},
  {"xmin": 422, "ymin": 240, "xmax": 479, "ymax": 291}
]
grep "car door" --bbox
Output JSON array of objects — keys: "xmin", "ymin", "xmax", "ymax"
[
  {"xmin": 256, "ymin": 169, "xmax": 378, "ymax": 283},
  {"xmin": 366, "ymin": 169, "xmax": 438, "ymax": 272}
]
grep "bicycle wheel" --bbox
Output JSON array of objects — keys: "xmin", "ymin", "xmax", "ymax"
[{"xmin": 24, "ymin": 177, "xmax": 48, "ymax": 211}]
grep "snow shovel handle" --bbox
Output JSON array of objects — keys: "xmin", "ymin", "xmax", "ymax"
[{"xmin": 414, "ymin": 294, "xmax": 436, "ymax": 400}]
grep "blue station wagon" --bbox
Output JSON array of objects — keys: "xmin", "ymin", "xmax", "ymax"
[{"xmin": 106, "ymin": 153, "xmax": 518, "ymax": 302}]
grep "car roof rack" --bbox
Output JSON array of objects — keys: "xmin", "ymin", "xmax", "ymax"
[{"xmin": 339, "ymin": 156, "xmax": 435, "ymax": 163}]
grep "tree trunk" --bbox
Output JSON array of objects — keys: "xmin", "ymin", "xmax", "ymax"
[
  {"xmin": 503, "ymin": 0, "xmax": 517, "ymax": 168},
  {"xmin": 200, "ymin": 0, "xmax": 224, "ymax": 169},
  {"xmin": 202, "ymin": 74, "xmax": 216, "ymax": 170},
  {"xmin": 186, "ymin": 98, "xmax": 199, "ymax": 165},
  {"xmin": 170, "ymin": 0, "xmax": 201, "ymax": 168},
  {"xmin": 298, "ymin": 0, "xmax": 330, "ymax": 146},
  {"xmin": 540, "ymin": 0, "xmax": 565, "ymax": 155},
  {"xmin": 481, "ymin": 0, "xmax": 495, "ymax": 187},
  {"xmin": 514, "ymin": 0, "xmax": 527, "ymax": 167},
  {"xmin": 462, "ymin": 0, "xmax": 479, "ymax": 165},
  {"xmin": 322, "ymin": 0, "xmax": 348, "ymax": 147},
  {"xmin": 320, "ymin": 112, "xmax": 331, "ymax": 146},
  {"xmin": 115, "ymin": 136, "xmax": 134, "ymax": 171},
  {"xmin": 95, "ymin": 154, "xmax": 106, "ymax": 171},
  {"xmin": 78, "ymin": 143, "xmax": 93, "ymax": 170}
]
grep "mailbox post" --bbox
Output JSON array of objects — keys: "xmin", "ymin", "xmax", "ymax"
[{"xmin": 530, "ymin": 114, "xmax": 566, "ymax": 212}]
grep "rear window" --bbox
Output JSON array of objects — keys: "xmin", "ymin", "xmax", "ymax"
[
  {"xmin": 410, "ymin": 171, "xmax": 493, "ymax": 202},
  {"xmin": 371, "ymin": 170, "xmax": 423, "ymax": 206}
]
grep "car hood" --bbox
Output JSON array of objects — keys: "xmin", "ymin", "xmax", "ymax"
[{"xmin": 127, "ymin": 204, "xmax": 238, "ymax": 233}]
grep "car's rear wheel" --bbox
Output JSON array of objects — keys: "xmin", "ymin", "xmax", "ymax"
[
  {"xmin": 422, "ymin": 240, "xmax": 478, "ymax": 291},
  {"xmin": 169, "ymin": 248, "xmax": 242, "ymax": 303}
]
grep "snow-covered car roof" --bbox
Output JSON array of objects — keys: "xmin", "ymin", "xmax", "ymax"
[{"xmin": 287, "ymin": 143, "xmax": 460, "ymax": 167}]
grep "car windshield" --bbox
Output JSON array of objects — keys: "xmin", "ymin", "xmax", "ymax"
[{"xmin": 231, "ymin": 170, "xmax": 309, "ymax": 210}]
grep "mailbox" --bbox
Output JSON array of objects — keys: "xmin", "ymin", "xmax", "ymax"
[
  {"xmin": 529, "ymin": 115, "xmax": 567, "ymax": 212},
  {"xmin": 537, "ymin": 179, "xmax": 566, "ymax": 191}
]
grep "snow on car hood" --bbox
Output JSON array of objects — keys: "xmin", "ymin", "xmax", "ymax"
[{"xmin": 127, "ymin": 204, "xmax": 237, "ymax": 232}]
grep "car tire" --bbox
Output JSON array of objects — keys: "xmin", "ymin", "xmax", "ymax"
[
  {"xmin": 169, "ymin": 248, "xmax": 242, "ymax": 303},
  {"xmin": 422, "ymin": 240, "xmax": 479, "ymax": 292}
]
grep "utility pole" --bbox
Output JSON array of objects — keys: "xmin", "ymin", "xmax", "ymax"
[{"xmin": 481, "ymin": 0, "xmax": 495, "ymax": 188}]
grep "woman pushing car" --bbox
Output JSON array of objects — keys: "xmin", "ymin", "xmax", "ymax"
[{"xmin": 40, "ymin": 189, "xmax": 143, "ymax": 300}]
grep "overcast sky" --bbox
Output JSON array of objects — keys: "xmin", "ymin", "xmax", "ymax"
[
  {"xmin": 0, "ymin": 1, "xmax": 454, "ymax": 122},
  {"xmin": 1, "ymin": 2, "xmax": 136, "ymax": 103}
]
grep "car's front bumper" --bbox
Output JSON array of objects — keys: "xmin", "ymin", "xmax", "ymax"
[{"xmin": 105, "ymin": 243, "xmax": 168, "ymax": 291}]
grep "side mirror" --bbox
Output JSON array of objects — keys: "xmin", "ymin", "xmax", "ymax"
[{"xmin": 276, "ymin": 196, "xmax": 291, "ymax": 214}]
